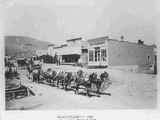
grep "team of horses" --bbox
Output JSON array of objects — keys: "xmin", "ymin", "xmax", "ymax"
[{"xmin": 27, "ymin": 64, "xmax": 112, "ymax": 97}]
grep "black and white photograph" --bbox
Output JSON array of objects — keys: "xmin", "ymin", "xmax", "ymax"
[{"xmin": 1, "ymin": 0, "xmax": 159, "ymax": 119}]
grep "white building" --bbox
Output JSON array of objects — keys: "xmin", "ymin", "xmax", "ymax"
[
  {"xmin": 47, "ymin": 36, "xmax": 155, "ymax": 68},
  {"xmin": 48, "ymin": 38, "xmax": 83, "ymax": 64},
  {"xmin": 36, "ymin": 49, "xmax": 47, "ymax": 56},
  {"xmin": 47, "ymin": 44, "xmax": 55, "ymax": 56},
  {"xmin": 81, "ymin": 36, "xmax": 155, "ymax": 67}
]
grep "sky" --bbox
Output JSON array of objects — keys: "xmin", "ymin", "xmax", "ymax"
[{"xmin": 4, "ymin": 0, "xmax": 156, "ymax": 45}]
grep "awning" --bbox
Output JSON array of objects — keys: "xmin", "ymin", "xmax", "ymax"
[{"xmin": 55, "ymin": 46, "xmax": 81, "ymax": 56}]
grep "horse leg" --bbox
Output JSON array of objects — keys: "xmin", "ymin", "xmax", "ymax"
[
  {"xmin": 36, "ymin": 75, "xmax": 38, "ymax": 83},
  {"xmin": 96, "ymin": 88, "xmax": 100, "ymax": 97},
  {"xmin": 75, "ymin": 84, "xmax": 79, "ymax": 94},
  {"xmin": 51, "ymin": 79, "xmax": 53, "ymax": 86},
  {"xmin": 28, "ymin": 72, "xmax": 30, "ymax": 79},
  {"xmin": 96, "ymin": 82, "xmax": 101, "ymax": 97},
  {"xmin": 33, "ymin": 75, "xmax": 35, "ymax": 82},
  {"xmin": 97, "ymin": 87, "xmax": 100, "ymax": 95},
  {"xmin": 61, "ymin": 80, "xmax": 63, "ymax": 88},
  {"xmin": 29, "ymin": 72, "xmax": 32, "ymax": 80},
  {"xmin": 57, "ymin": 79, "xmax": 59, "ymax": 87},
  {"xmin": 34, "ymin": 75, "xmax": 37, "ymax": 83},
  {"xmin": 54, "ymin": 79, "xmax": 56, "ymax": 87},
  {"xmin": 86, "ymin": 87, "xmax": 90, "ymax": 97},
  {"xmin": 63, "ymin": 80, "xmax": 67, "ymax": 90},
  {"xmin": 64, "ymin": 83, "xmax": 67, "ymax": 90},
  {"xmin": 36, "ymin": 76, "xmax": 38, "ymax": 83},
  {"xmin": 62, "ymin": 79, "xmax": 66, "ymax": 89},
  {"xmin": 86, "ymin": 83, "xmax": 91, "ymax": 97},
  {"xmin": 38, "ymin": 75, "xmax": 40, "ymax": 83},
  {"xmin": 28, "ymin": 72, "xmax": 29, "ymax": 79},
  {"xmin": 37, "ymin": 76, "xmax": 39, "ymax": 83},
  {"xmin": 56, "ymin": 80, "xmax": 58, "ymax": 87},
  {"xmin": 30, "ymin": 74, "xmax": 32, "ymax": 81},
  {"xmin": 51, "ymin": 79, "xmax": 54, "ymax": 87},
  {"xmin": 49, "ymin": 78, "xmax": 51, "ymax": 85}
]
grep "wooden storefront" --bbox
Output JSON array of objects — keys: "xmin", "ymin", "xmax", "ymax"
[{"xmin": 81, "ymin": 36, "xmax": 109, "ymax": 67}]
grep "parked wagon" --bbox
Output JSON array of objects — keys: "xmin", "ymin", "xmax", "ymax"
[{"xmin": 6, "ymin": 85, "xmax": 30, "ymax": 101}]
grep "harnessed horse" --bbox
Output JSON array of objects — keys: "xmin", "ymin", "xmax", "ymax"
[
  {"xmin": 63, "ymin": 72, "xmax": 76, "ymax": 90},
  {"xmin": 75, "ymin": 70, "xmax": 110, "ymax": 97}
]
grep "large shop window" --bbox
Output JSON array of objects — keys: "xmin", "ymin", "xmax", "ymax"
[
  {"xmin": 95, "ymin": 47, "xmax": 100, "ymax": 62},
  {"xmin": 101, "ymin": 49, "xmax": 107, "ymax": 61},
  {"xmin": 89, "ymin": 50, "xmax": 94, "ymax": 61}
]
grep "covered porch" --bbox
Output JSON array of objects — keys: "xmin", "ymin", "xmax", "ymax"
[{"xmin": 61, "ymin": 54, "xmax": 80, "ymax": 64}]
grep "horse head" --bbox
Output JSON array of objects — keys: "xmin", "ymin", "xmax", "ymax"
[
  {"xmin": 67, "ymin": 72, "xmax": 72, "ymax": 78},
  {"xmin": 52, "ymin": 70, "xmax": 57, "ymax": 77},
  {"xmin": 89, "ymin": 72, "xmax": 97, "ymax": 82},
  {"xmin": 100, "ymin": 71, "xmax": 109, "ymax": 81},
  {"xmin": 77, "ymin": 70, "xmax": 83, "ymax": 77}
]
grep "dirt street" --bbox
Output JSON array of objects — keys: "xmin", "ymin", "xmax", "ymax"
[{"xmin": 6, "ymin": 64, "xmax": 157, "ymax": 110}]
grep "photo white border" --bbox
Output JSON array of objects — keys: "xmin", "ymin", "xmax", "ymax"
[{"xmin": 1, "ymin": 0, "xmax": 160, "ymax": 120}]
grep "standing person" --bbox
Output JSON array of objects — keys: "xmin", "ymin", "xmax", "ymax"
[
  {"xmin": 26, "ymin": 58, "xmax": 33, "ymax": 80},
  {"xmin": 58, "ymin": 57, "xmax": 61, "ymax": 66},
  {"xmin": 40, "ymin": 59, "xmax": 43, "ymax": 68},
  {"xmin": 30, "ymin": 57, "xmax": 34, "ymax": 66},
  {"xmin": 13, "ymin": 60, "xmax": 18, "ymax": 74},
  {"xmin": 27, "ymin": 63, "xmax": 32, "ymax": 80},
  {"xmin": 57, "ymin": 56, "xmax": 59, "ymax": 66},
  {"xmin": 54, "ymin": 53, "xmax": 58, "ymax": 66}
]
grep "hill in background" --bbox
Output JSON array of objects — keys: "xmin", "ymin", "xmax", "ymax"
[{"xmin": 5, "ymin": 36, "xmax": 52, "ymax": 58}]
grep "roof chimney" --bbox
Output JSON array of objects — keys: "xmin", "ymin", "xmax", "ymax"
[
  {"xmin": 138, "ymin": 39, "xmax": 144, "ymax": 44},
  {"xmin": 120, "ymin": 35, "xmax": 124, "ymax": 41}
]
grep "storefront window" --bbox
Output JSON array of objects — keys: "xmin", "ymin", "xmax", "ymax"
[
  {"xmin": 89, "ymin": 50, "xmax": 94, "ymax": 61},
  {"xmin": 101, "ymin": 49, "xmax": 107, "ymax": 61},
  {"xmin": 95, "ymin": 47, "xmax": 100, "ymax": 61}
]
